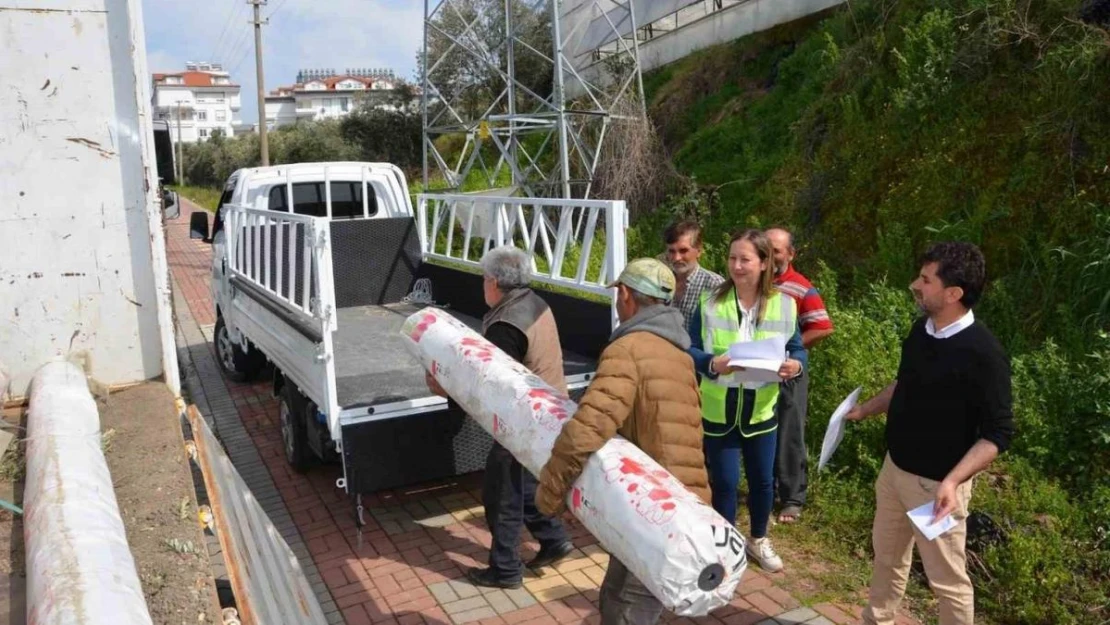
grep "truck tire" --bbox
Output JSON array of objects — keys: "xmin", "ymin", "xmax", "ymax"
[
  {"xmin": 279, "ymin": 383, "xmax": 312, "ymax": 473},
  {"xmin": 214, "ymin": 316, "xmax": 265, "ymax": 382}
]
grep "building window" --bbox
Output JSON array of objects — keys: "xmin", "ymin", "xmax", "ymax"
[
  {"xmin": 216, "ymin": 110, "xmax": 226, "ymax": 122},
  {"xmin": 341, "ymin": 98, "xmax": 349, "ymax": 112},
  {"xmin": 197, "ymin": 110, "xmax": 208, "ymax": 121},
  {"xmin": 199, "ymin": 129, "xmax": 209, "ymax": 138}
]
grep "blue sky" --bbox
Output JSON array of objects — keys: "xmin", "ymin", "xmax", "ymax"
[{"xmin": 141, "ymin": 0, "xmax": 423, "ymax": 124}]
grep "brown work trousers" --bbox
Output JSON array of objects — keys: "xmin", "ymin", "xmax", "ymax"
[{"xmin": 862, "ymin": 454, "xmax": 974, "ymax": 625}]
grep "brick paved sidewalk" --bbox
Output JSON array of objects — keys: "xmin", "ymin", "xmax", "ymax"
[{"xmin": 166, "ymin": 199, "xmax": 894, "ymax": 625}]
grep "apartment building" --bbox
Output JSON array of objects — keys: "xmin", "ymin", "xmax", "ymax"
[
  {"xmin": 264, "ymin": 68, "xmax": 402, "ymax": 129},
  {"xmin": 152, "ymin": 61, "xmax": 242, "ymax": 142}
]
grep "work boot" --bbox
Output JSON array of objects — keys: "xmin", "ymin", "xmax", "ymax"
[
  {"xmin": 465, "ymin": 567, "xmax": 522, "ymax": 589},
  {"xmin": 525, "ymin": 541, "xmax": 574, "ymax": 570}
]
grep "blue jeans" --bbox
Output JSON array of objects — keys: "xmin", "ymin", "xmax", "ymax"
[{"xmin": 704, "ymin": 426, "xmax": 778, "ymax": 539}]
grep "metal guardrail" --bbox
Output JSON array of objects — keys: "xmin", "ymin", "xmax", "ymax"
[{"xmin": 185, "ymin": 405, "xmax": 327, "ymax": 625}]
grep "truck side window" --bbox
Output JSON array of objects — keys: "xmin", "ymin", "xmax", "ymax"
[
  {"xmin": 266, "ymin": 182, "xmax": 378, "ymax": 219},
  {"xmin": 212, "ymin": 187, "xmax": 235, "ymax": 237},
  {"xmin": 268, "ymin": 186, "xmax": 289, "ymax": 212}
]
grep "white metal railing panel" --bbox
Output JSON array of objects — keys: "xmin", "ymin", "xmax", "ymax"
[
  {"xmin": 416, "ymin": 194, "xmax": 629, "ymax": 299},
  {"xmin": 224, "ymin": 206, "xmax": 336, "ymax": 334},
  {"xmin": 224, "ymin": 204, "xmax": 342, "ymax": 439}
]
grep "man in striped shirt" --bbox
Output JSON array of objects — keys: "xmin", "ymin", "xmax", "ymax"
[
  {"xmin": 767, "ymin": 228, "xmax": 835, "ymax": 524},
  {"xmin": 663, "ymin": 221, "xmax": 725, "ymax": 333}
]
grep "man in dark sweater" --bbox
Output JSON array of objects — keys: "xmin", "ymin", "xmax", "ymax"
[
  {"xmin": 846, "ymin": 242, "xmax": 1014, "ymax": 625},
  {"xmin": 425, "ymin": 246, "xmax": 574, "ymax": 588}
]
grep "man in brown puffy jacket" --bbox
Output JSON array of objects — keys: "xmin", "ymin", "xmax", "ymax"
[{"xmin": 536, "ymin": 257, "xmax": 709, "ymax": 625}]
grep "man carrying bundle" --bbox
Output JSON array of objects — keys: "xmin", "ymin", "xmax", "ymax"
[{"xmin": 536, "ymin": 258, "xmax": 710, "ymax": 625}]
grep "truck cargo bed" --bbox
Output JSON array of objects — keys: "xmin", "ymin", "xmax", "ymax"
[{"xmin": 333, "ymin": 303, "xmax": 597, "ymax": 409}]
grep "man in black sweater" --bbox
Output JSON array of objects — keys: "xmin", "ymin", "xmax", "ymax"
[{"xmin": 846, "ymin": 242, "xmax": 1014, "ymax": 625}]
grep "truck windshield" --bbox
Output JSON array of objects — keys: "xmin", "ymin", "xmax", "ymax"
[{"xmin": 267, "ymin": 182, "xmax": 377, "ymax": 219}]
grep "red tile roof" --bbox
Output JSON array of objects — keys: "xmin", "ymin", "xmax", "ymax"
[{"xmin": 154, "ymin": 71, "xmax": 239, "ymax": 88}]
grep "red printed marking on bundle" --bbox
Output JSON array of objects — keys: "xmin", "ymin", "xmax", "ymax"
[
  {"xmin": 607, "ymin": 456, "xmax": 682, "ymax": 524},
  {"xmin": 409, "ymin": 313, "xmax": 438, "ymax": 342},
  {"xmin": 527, "ymin": 388, "xmax": 571, "ymax": 420},
  {"xmin": 459, "ymin": 337, "xmax": 495, "ymax": 363}
]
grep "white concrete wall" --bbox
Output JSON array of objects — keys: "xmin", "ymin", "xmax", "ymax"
[{"xmin": 0, "ymin": 0, "xmax": 178, "ymax": 398}]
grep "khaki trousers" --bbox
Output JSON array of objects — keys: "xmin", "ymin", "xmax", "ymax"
[{"xmin": 863, "ymin": 454, "xmax": 974, "ymax": 625}]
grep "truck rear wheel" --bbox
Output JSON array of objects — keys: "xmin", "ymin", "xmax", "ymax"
[
  {"xmin": 214, "ymin": 316, "xmax": 265, "ymax": 382},
  {"xmin": 279, "ymin": 383, "xmax": 312, "ymax": 473}
]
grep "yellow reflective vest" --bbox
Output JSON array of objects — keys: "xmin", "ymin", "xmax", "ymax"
[{"xmin": 699, "ymin": 289, "xmax": 798, "ymax": 437}]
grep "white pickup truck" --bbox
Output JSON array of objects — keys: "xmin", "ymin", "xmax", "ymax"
[{"xmin": 188, "ymin": 162, "xmax": 628, "ymax": 517}]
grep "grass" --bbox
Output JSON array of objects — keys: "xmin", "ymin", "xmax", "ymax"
[
  {"xmin": 0, "ymin": 435, "xmax": 24, "ymax": 482},
  {"xmin": 170, "ymin": 184, "xmax": 221, "ymax": 212}
]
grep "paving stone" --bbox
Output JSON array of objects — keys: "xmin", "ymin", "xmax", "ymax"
[
  {"xmin": 450, "ymin": 606, "xmax": 499, "ymax": 624},
  {"xmin": 483, "ymin": 589, "xmax": 519, "ymax": 615},
  {"xmin": 442, "ymin": 596, "xmax": 491, "ymax": 615},
  {"xmin": 430, "ymin": 581, "xmax": 461, "ymax": 605},
  {"xmin": 530, "ymin": 584, "xmax": 578, "ymax": 603},
  {"xmin": 804, "ymin": 617, "xmax": 834, "ymax": 625},
  {"xmin": 774, "ymin": 608, "xmax": 819, "ymax": 624},
  {"xmin": 504, "ymin": 587, "xmax": 537, "ymax": 609},
  {"xmin": 448, "ymin": 579, "xmax": 483, "ymax": 600}
]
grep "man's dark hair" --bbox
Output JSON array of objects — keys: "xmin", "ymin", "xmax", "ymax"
[
  {"xmin": 921, "ymin": 241, "xmax": 986, "ymax": 308},
  {"xmin": 663, "ymin": 220, "xmax": 703, "ymax": 248}
]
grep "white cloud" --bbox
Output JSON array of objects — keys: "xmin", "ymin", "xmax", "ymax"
[{"xmin": 141, "ymin": 0, "xmax": 423, "ymax": 122}]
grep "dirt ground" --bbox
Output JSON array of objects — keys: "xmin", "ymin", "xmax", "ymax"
[{"xmin": 97, "ymin": 382, "xmax": 221, "ymax": 625}]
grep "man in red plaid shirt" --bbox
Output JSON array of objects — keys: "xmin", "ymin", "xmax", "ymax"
[{"xmin": 767, "ymin": 228, "xmax": 834, "ymax": 524}]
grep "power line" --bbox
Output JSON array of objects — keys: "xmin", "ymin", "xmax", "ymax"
[
  {"xmin": 265, "ymin": 0, "xmax": 290, "ymax": 21},
  {"xmin": 222, "ymin": 17, "xmax": 255, "ymax": 72},
  {"xmin": 216, "ymin": 0, "xmax": 255, "ymax": 66},
  {"xmin": 209, "ymin": 0, "xmax": 241, "ymax": 63}
]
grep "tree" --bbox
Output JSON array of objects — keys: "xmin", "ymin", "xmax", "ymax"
[{"xmin": 340, "ymin": 88, "xmax": 423, "ymax": 171}]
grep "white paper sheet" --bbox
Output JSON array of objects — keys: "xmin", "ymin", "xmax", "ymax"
[
  {"xmin": 726, "ymin": 336, "xmax": 786, "ymax": 384},
  {"xmin": 818, "ymin": 386, "xmax": 862, "ymax": 471},
  {"xmin": 907, "ymin": 501, "xmax": 957, "ymax": 541}
]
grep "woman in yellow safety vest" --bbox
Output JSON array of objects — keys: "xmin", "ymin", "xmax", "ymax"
[{"xmin": 687, "ymin": 229, "xmax": 806, "ymax": 573}]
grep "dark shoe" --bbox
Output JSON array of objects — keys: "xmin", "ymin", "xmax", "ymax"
[
  {"xmin": 525, "ymin": 541, "xmax": 575, "ymax": 570},
  {"xmin": 465, "ymin": 567, "xmax": 522, "ymax": 589}
]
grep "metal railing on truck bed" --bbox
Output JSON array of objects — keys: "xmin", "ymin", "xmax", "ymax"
[
  {"xmin": 417, "ymin": 194, "xmax": 628, "ymax": 303},
  {"xmin": 220, "ymin": 192, "xmax": 628, "ymax": 450}
]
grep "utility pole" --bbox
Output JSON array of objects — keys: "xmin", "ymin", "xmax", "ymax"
[
  {"xmin": 251, "ymin": 0, "xmax": 270, "ymax": 165},
  {"xmin": 175, "ymin": 102, "xmax": 184, "ymax": 184}
]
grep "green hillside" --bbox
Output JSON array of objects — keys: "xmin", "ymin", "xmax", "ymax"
[{"xmin": 627, "ymin": 1, "xmax": 1109, "ymax": 623}]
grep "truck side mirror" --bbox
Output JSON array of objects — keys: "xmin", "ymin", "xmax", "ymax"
[{"xmin": 189, "ymin": 211, "xmax": 210, "ymax": 241}]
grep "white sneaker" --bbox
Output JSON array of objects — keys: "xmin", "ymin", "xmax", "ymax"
[{"xmin": 746, "ymin": 537, "xmax": 784, "ymax": 572}]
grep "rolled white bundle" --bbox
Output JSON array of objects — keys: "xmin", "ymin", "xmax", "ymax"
[
  {"xmin": 24, "ymin": 362, "xmax": 153, "ymax": 624},
  {"xmin": 401, "ymin": 307, "xmax": 746, "ymax": 616}
]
